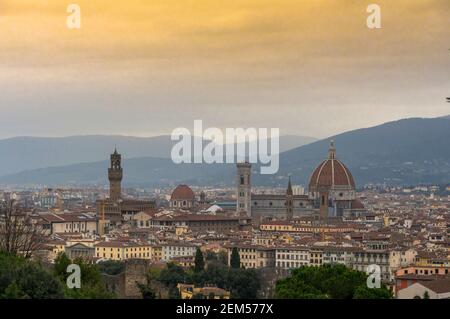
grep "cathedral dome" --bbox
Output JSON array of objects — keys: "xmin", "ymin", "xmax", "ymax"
[
  {"xmin": 308, "ymin": 141, "xmax": 355, "ymax": 192},
  {"xmin": 170, "ymin": 185, "xmax": 195, "ymax": 201}
]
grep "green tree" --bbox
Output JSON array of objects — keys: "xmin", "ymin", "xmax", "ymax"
[
  {"xmin": 194, "ymin": 248, "xmax": 205, "ymax": 273},
  {"xmin": 157, "ymin": 258, "xmax": 261, "ymax": 299},
  {"xmin": 168, "ymin": 286, "xmax": 181, "ymax": 299},
  {"xmin": 137, "ymin": 282, "xmax": 156, "ymax": 299},
  {"xmin": 204, "ymin": 251, "xmax": 217, "ymax": 262},
  {"xmin": 226, "ymin": 268, "xmax": 261, "ymax": 299},
  {"xmin": 275, "ymin": 265, "xmax": 392, "ymax": 299},
  {"xmin": 53, "ymin": 252, "xmax": 72, "ymax": 281},
  {"xmin": 0, "ymin": 252, "xmax": 65, "ymax": 299},
  {"xmin": 423, "ymin": 291, "xmax": 430, "ymax": 299},
  {"xmin": 194, "ymin": 262, "xmax": 228, "ymax": 288},
  {"xmin": 159, "ymin": 262, "xmax": 190, "ymax": 292},
  {"xmin": 217, "ymin": 250, "xmax": 228, "ymax": 266},
  {"xmin": 353, "ymin": 286, "xmax": 393, "ymax": 299},
  {"xmin": 53, "ymin": 253, "xmax": 115, "ymax": 299},
  {"xmin": 230, "ymin": 247, "xmax": 240, "ymax": 269},
  {"xmin": 97, "ymin": 260, "xmax": 125, "ymax": 275},
  {"xmin": 2, "ymin": 282, "xmax": 24, "ymax": 299}
]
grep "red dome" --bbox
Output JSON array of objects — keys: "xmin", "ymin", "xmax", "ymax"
[
  {"xmin": 171, "ymin": 185, "xmax": 195, "ymax": 201},
  {"xmin": 308, "ymin": 141, "xmax": 355, "ymax": 191}
]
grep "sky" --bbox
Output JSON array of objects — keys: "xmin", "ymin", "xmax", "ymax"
[{"xmin": 0, "ymin": 0, "xmax": 449, "ymax": 139}]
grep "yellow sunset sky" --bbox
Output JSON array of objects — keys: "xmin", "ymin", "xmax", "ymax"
[{"xmin": 0, "ymin": 0, "xmax": 448, "ymax": 138}]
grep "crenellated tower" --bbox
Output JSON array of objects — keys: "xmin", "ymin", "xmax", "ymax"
[{"xmin": 108, "ymin": 148, "xmax": 122, "ymax": 201}]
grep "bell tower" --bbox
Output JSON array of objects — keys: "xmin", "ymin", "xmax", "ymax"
[
  {"xmin": 108, "ymin": 148, "xmax": 122, "ymax": 201},
  {"xmin": 236, "ymin": 162, "xmax": 252, "ymax": 217},
  {"xmin": 286, "ymin": 176, "xmax": 293, "ymax": 221}
]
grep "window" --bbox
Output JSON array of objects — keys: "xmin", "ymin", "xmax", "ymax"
[{"xmin": 240, "ymin": 175, "xmax": 245, "ymax": 185}]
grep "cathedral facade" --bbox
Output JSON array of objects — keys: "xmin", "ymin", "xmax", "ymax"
[{"xmin": 236, "ymin": 141, "xmax": 366, "ymax": 221}]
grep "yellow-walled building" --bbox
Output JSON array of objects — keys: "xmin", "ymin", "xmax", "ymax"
[{"xmin": 95, "ymin": 241, "xmax": 152, "ymax": 261}]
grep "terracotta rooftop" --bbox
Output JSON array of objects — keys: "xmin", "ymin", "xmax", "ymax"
[{"xmin": 171, "ymin": 185, "xmax": 195, "ymax": 201}]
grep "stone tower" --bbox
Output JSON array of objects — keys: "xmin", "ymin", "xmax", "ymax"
[
  {"xmin": 199, "ymin": 191, "xmax": 207, "ymax": 206},
  {"xmin": 319, "ymin": 191, "xmax": 329, "ymax": 220},
  {"xmin": 286, "ymin": 176, "xmax": 293, "ymax": 221},
  {"xmin": 236, "ymin": 162, "xmax": 252, "ymax": 217},
  {"xmin": 108, "ymin": 148, "xmax": 122, "ymax": 201}
]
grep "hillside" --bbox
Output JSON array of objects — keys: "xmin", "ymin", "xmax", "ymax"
[{"xmin": 0, "ymin": 117, "xmax": 448, "ymax": 187}]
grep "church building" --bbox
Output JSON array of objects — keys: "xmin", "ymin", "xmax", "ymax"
[{"xmin": 237, "ymin": 141, "xmax": 366, "ymax": 221}]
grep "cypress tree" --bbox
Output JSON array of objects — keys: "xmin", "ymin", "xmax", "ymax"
[
  {"xmin": 230, "ymin": 247, "xmax": 241, "ymax": 269},
  {"xmin": 194, "ymin": 248, "xmax": 205, "ymax": 273}
]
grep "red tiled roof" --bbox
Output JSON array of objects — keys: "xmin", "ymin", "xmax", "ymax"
[
  {"xmin": 309, "ymin": 159, "xmax": 355, "ymax": 190},
  {"xmin": 351, "ymin": 199, "xmax": 365, "ymax": 209},
  {"xmin": 171, "ymin": 185, "xmax": 195, "ymax": 201},
  {"xmin": 40, "ymin": 212, "xmax": 97, "ymax": 223}
]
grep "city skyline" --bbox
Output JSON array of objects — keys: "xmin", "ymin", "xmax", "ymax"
[{"xmin": 0, "ymin": 0, "xmax": 449, "ymax": 305}]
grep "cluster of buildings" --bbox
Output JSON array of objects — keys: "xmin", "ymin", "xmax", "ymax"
[{"xmin": 2, "ymin": 142, "xmax": 449, "ymax": 299}]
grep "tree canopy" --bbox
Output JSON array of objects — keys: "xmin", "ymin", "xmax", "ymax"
[
  {"xmin": 0, "ymin": 252, "xmax": 64, "ymax": 299},
  {"xmin": 53, "ymin": 252, "xmax": 115, "ymax": 299},
  {"xmin": 275, "ymin": 264, "xmax": 393, "ymax": 299}
]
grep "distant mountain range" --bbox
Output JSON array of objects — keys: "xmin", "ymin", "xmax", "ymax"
[
  {"xmin": 0, "ymin": 134, "xmax": 316, "ymax": 177},
  {"xmin": 0, "ymin": 116, "xmax": 448, "ymax": 187}
]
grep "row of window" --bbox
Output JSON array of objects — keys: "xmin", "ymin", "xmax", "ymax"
[
  {"xmin": 65, "ymin": 223, "xmax": 87, "ymax": 229},
  {"xmin": 171, "ymin": 200, "xmax": 191, "ymax": 207},
  {"xmin": 277, "ymin": 254, "xmax": 308, "ymax": 260},
  {"xmin": 253, "ymin": 201, "xmax": 305, "ymax": 207},
  {"xmin": 98, "ymin": 247, "xmax": 150, "ymax": 251},
  {"xmin": 165, "ymin": 246, "xmax": 194, "ymax": 251},
  {"xmin": 97, "ymin": 252, "xmax": 150, "ymax": 258},
  {"xmin": 277, "ymin": 261, "xmax": 309, "ymax": 268},
  {"xmin": 404, "ymin": 268, "xmax": 449, "ymax": 275}
]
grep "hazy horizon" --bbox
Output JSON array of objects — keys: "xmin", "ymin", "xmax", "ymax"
[{"xmin": 0, "ymin": 114, "xmax": 447, "ymax": 141}]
